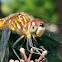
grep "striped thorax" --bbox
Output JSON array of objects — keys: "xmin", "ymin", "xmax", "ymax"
[{"xmin": 0, "ymin": 12, "xmax": 45, "ymax": 38}]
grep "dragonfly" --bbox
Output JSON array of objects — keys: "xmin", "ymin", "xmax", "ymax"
[{"xmin": 0, "ymin": 12, "xmax": 60, "ymax": 62}]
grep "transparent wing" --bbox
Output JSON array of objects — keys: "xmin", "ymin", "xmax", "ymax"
[
  {"xmin": 44, "ymin": 30, "xmax": 59, "ymax": 43},
  {"xmin": 45, "ymin": 23, "xmax": 59, "ymax": 42},
  {"xmin": 0, "ymin": 29, "xmax": 11, "ymax": 62},
  {"xmin": 37, "ymin": 25, "xmax": 60, "ymax": 62}
]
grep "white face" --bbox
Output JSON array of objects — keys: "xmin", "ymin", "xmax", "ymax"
[
  {"xmin": 29, "ymin": 22, "xmax": 45, "ymax": 37},
  {"xmin": 29, "ymin": 19, "xmax": 45, "ymax": 37},
  {"xmin": 36, "ymin": 26, "xmax": 45, "ymax": 37}
]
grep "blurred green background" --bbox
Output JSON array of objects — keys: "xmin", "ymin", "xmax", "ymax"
[
  {"xmin": 1, "ymin": 0, "xmax": 58, "ymax": 24},
  {"xmin": 0, "ymin": 0, "xmax": 60, "ymax": 62}
]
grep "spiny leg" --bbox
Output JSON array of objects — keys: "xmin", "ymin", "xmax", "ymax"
[
  {"xmin": 26, "ymin": 38, "xmax": 33, "ymax": 51},
  {"xmin": 40, "ymin": 45, "xmax": 47, "ymax": 51},
  {"xmin": 13, "ymin": 35, "xmax": 25, "ymax": 47},
  {"xmin": 12, "ymin": 48, "xmax": 21, "ymax": 60},
  {"xmin": 31, "ymin": 46, "xmax": 48, "ymax": 62},
  {"xmin": 26, "ymin": 38, "xmax": 47, "ymax": 55},
  {"xmin": 11, "ymin": 37, "xmax": 21, "ymax": 60},
  {"xmin": 12, "ymin": 35, "xmax": 25, "ymax": 60},
  {"xmin": 26, "ymin": 38, "xmax": 41, "ymax": 55}
]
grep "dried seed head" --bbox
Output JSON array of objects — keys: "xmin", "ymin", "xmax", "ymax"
[
  {"xmin": 42, "ymin": 50, "xmax": 48, "ymax": 57},
  {"xmin": 30, "ymin": 60, "xmax": 34, "ymax": 62},
  {"xmin": 15, "ymin": 60, "xmax": 19, "ymax": 62},
  {"xmin": 30, "ymin": 48, "xmax": 34, "ymax": 53},
  {"xmin": 20, "ymin": 48, "xmax": 25, "ymax": 54},
  {"xmin": 9, "ymin": 59, "xmax": 14, "ymax": 62},
  {"xmin": 35, "ymin": 59, "xmax": 38, "ymax": 62},
  {"xmin": 20, "ymin": 48, "xmax": 28, "ymax": 62},
  {"xmin": 20, "ymin": 59, "xmax": 24, "ymax": 62}
]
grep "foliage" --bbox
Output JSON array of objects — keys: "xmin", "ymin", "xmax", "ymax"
[{"xmin": 1, "ymin": 0, "xmax": 58, "ymax": 24}]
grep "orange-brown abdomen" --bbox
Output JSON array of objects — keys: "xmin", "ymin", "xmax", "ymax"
[{"xmin": 0, "ymin": 19, "xmax": 7, "ymax": 30}]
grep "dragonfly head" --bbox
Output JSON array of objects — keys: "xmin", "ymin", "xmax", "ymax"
[{"xmin": 30, "ymin": 19, "xmax": 45, "ymax": 37}]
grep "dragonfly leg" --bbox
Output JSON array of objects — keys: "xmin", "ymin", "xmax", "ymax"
[
  {"xmin": 12, "ymin": 48, "xmax": 21, "ymax": 60},
  {"xmin": 31, "ymin": 46, "xmax": 48, "ymax": 55},
  {"xmin": 26, "ymin": 38, "xmax": 33, "ymax": 51},
  {"xmin": 26, "ymin": 37, "xmax": 48, "ymax": 56},
  {"xmin": 12, "ymin": 35, "xmax": 25, "ymax": 47}
]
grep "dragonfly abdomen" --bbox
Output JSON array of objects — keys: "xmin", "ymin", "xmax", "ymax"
[{"xmin": 0, "ymin": 19, "xmax": 7, "ymax": 30}]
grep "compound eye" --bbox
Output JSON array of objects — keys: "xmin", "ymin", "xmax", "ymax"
[
  {"xmin": 32, "ymin": 26, "xmax": 35, "ymax": 29},
  {"xmin": 40, "ymin": 23, "xmax": 44, "ymax": 27}
]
